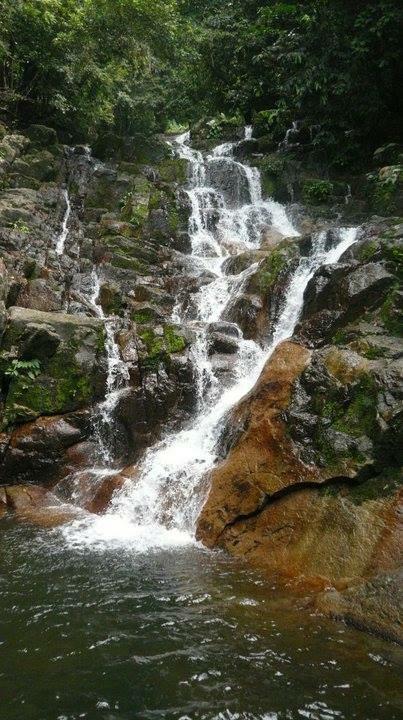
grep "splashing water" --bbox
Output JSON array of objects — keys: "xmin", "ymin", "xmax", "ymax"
[
  {"xmin": 55, "ymin": 188, "xmax": 71, "ymax": 255},
  {"xmin": 62, "ymin": 132, "xmax": 358, "ymax": 550}
]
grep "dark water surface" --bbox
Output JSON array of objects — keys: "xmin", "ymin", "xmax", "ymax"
[{"xmin": 0, "ymin": 520, "xmax": 401, "ymax": 720}]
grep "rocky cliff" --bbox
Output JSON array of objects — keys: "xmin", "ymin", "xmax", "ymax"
[{"xmin": 0, "ymin": 122, "xmax": 194, "ymax": 485}]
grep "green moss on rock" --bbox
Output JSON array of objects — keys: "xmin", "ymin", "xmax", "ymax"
[
  {"xmin": 163, "ymin": 325, "xmax": 186, "ymax": 353},
  {"xmin": 157, "ymin": 157, "xmax": 188, "ymax": 184}
]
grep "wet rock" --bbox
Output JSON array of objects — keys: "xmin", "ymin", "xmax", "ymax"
[
  {"xmin": 225, "ymin": 293, "xmax": 263, "ymax": 340},
  {"xmin": 211, "ymin": 483, "xmax": 402, "ymax": 596},
  {"xmin": 197, "ymin": 341, "xmax": 313, "ymax": 546},
  {"xmin": 4, "ymin": 483, "xmax": 81, "ymax": 527},
  {"xmin": 222, "ymin": 251, "xmax": 263, "ymax": 275},
  {"xmin": 84, "ymin": 468, "xmax": 137, "ymax": 514},
  {"xmin": 0, "ymin": 412, "xmax": 90, "ymax": 484},
  {"xmin": 316, "ymin": 572, "xmax": 403, "ymax": 644},
  {"xmin": 302, "ymin": 262, "xmax": 395, "ymax": 323},
  {"xmin": 206, "ymin": 158, "xmax": 251, "ymax": 207},
  {"xmin": 197, "ymin": 333, "xmax": 402, "ymax": 556},
  {"xmin": 0, "ymin": 486, "xmax": 7, "ymax": 518},
  {"xmin": 208, "ymin": 330, "xmax": 239, "ymax": 355},
  {"xmin": 207, "ymin": 321, "xmax": 240, "ymax": 337},
  {"xmin": 0, "ymin": 307, "xmax": 106, "ymax": 424}
]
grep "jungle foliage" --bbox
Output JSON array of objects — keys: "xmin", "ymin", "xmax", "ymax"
[{"xmin": 0, "ymin": 0, "xmax": 401, "ymax": 161}]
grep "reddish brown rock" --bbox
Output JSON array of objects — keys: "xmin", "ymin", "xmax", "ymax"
[
  {"xmin": 4, "ymin": 484, "xmax": 82, "ymax": 527},
  {"xmin": 85, "ymin": 467, "xmax": 137, "ymax": 514},
  {"xmin": 197, "ymin": 341, "xmax": 313, "ymax": 546},
  {"xmin": 316, "ymin": 572, "xmax": 403, "ymax": 645},
  {"xmin": 54, "ymin": 465, "xmax": 137, "ymax": 515},
  {"xmin": 0, "ymin": 412, "xmax": 89, "ymax": 485},
  {"xmin": 0, "ymin": 487, "xmax": 7, "ymax": 518},
  {"xmin": 212, "ymin": 485, "xmax": 402, "ymax": 589}
]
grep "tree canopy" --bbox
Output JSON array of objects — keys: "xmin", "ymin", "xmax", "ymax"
[{"xmin": 0, "ymin": 0, "xmax": 401, "ymax": 161}]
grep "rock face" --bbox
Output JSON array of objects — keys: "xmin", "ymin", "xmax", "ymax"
[
  {"xmin": 197, "ymin": 219, "xmax": 402, "ymax": 640},
  {"xmin": 1, "ymin": 307, "xmax": 106, "ymax": 422},
  {"xmin": 0, "ymin": 121, "xmax": 193, "ymax": 483},
  {"xmin": 197, "ymin": 341, "xmax": 313, "ymax": 545}
]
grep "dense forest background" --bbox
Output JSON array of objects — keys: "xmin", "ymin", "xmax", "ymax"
[{"xmin": 0, "ymin": 0, "xmax": 401, "ymax": 165}]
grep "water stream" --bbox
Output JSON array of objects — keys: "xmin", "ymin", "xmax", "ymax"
[
  {"xmin": 55, "ymin": 188, "xmax": 71, "ymax": 255},
  {"xmin": 61, "ymin": 133, "xmax": 358, "ymax": 550},
  {"xmin": 89, "ymin": 270, "xmax": 130, "ymax": 464}
]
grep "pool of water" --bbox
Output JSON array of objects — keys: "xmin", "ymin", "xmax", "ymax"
[{"xmin": 0, "ymin": 520, "xmax": 402, "ymax": 720}]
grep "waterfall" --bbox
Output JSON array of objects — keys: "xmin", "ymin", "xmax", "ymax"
[
  {"xmin": 62, "ymin": 133, "xmax": 358, "ymax": 550},
  {"xmin": 89, "ymin": 270, "xmax": 130, "ymax": 464},
  {"xmin": 55, "ymin": 188, "xmax": 71, "ymax": 255}
]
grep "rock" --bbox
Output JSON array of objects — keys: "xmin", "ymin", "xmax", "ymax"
[
  {"xmin": 197, "ymin": 341, "xmax": 313, "ymax": 546},
  {"xmin": 84, "ymin": 467, "xmax": 137, "ymax": 514},
  {"xmin": 0, "ymin": 487, "xmax": 7, "ymax": 518},
  {"xmin": 316, "ymin": 572, "xmax": 403, "ymax": 644},
  {"xmin": 197, "ymin": 334, "xmax": 402, "ymax": 557},
  {"xmin": 4, "ymin": 483, "xmax": 81, "ymax": 527},
  {"xmin": 225, "ymin": 293, "xmax": 263, "ymax": 340},
  {"xmin": 17, "ymin": 278, "xmax": 63, "ymax": 312},
  {"xmin": 0, "ymin": 307, "xmax": 106, "ymax": 425},
  {"xmin": 209, "ymin": 483, "xmax": 402, "ymax": 595},
  {"xmin": 0, "ymin": 412, "xmax": 90, "ymax": 484},
  {"xmin": 207, "ymin": 321, "xmax": 240, "ymax": 337},
  {"xmin": 25, "ymin": 125, "xmax": 58, "ymax": 147},
  {"xmin": 222, "ymin": 251, "xmax": 262, "ymax": 275},
  {"xmin": 208, "ymin": 331, "xmax": 239, "ymax": 355},
  {"xmin": 99, "ymin": 281, "xmax": 124, "ymax": 316},
  {"xmin": 299, "ymin": 261, "xmax": 396, "ymax": 339}
]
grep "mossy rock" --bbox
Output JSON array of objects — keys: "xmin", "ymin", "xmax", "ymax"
[
  {"xmin": 249, "ymin": 243, "xmax": 299, "ymax": 295},
  {"xmin": 190, "ymin": 115, "xmax": 244, "ymax": 151},
  {"xmin": 99, "ymin": 283, "xmax": 124, "ymax": 316},
  {"xmin": 131, "ymin": 304, "xmax": 164, "ymax": 325},
  {"xmin": 25, "ymin": 125, "xmax": 58, "ymax": 147},
  {"xmin": 138, "ymin": 323, "xmax": 188, "ymax": 371},
  {"xmin": 157, "ymin": 157, "xmax": 188, "ymax": 184},
  {"xmin": 258, "ymin": 152, "xmax": 299, "ymax": 202},
  {"xmin": 0, "ymin": 307, "xmax": 106, "ymax": 426},
  {"xmin": 21, "ymin": 150, "xmax": 59, "ymax": 182},
  {"xmin": 118, "ymin": 161, "xmax": 140, "ymax": 176},
  {"xmin": 110, "ymin": 254, "xmax": 147, "ymax": 274},
  {"xmin": 379, "ymin": 284, "xmax": 403, "ymax": 336}
]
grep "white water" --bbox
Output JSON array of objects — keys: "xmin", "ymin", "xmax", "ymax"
[
  {"xmin": 55, "ymin": 189, "xmax": 71, "ymax": 255},
  {"xmin": 62, "ymin": 132, "xmax": 358, "ymax": 550},
  {"xmin": 89, "ymin": 270, "xmax": 130, "ymax": 464}
]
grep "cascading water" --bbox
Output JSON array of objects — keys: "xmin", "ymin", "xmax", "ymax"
[
  {"xmin": 55, "ymin": 188, "xmax": 71, "ymax": 255},
  {"xmin": 88, "ymin": 270, "xmax": 130, "ymax": 464},
  {"xmin": 62, "ymin": 132, "xmax": 358, "ymax": 549}
]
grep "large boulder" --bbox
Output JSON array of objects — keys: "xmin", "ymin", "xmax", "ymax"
[
  {"xmin": 197, "ymin": 337, "xmax": 402, "ymax": 595},
  {"xmin": 0, "ymin": 411, "xmax": 90, "ymax": 484},
  {"xmin": 0, "ymin": 307, "xmax": 106, "ymax": 426}
]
